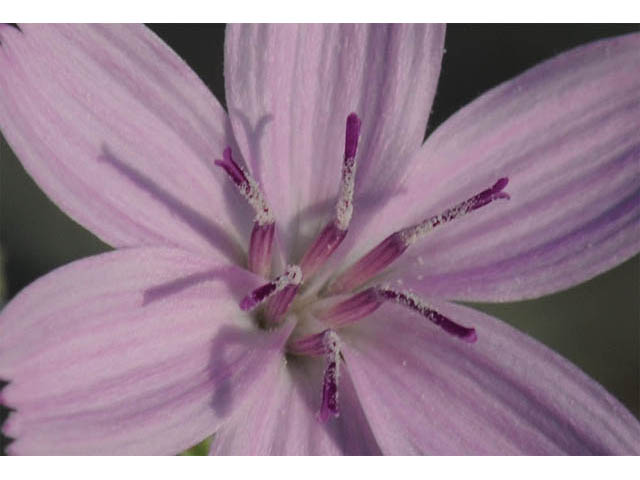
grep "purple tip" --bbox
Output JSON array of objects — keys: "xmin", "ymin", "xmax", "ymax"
[
  {"xmin": 465, "ymin": 329, "xmax": 478, "ymax": 343},
  {"xmin": 344, "ymin": 113, "xmax": 361, "ymax": 160},
  {"xmin": 434, "ymin": 312, "xmax": 478, "ymax": 343},
  {"xmin": 214, "ymin": 147, "xmax": 247, "ymax": 187},
  {"xmin": 492, "ymin": 177, "xmax": 509, "ymax": 193},
  {"xmin": 489, "ymin": 178, "xmax": 511, "ymax": 201},
  {"xmin": 470, "ymin": 177, "xmax": 511, "ymax": 211}
]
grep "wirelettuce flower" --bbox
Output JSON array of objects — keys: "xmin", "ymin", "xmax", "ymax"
[{"xmin": 0, "ymin": 24, "xmax": 639, "ymax": 455}]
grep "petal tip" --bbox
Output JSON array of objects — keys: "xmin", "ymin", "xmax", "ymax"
[
  {"xmin": 5, "ymin": 443, "xmax": 17, "ymax": 455},
  {"xmin": 1, "ymin": 413, "xmax": 21, "ymax": 438}
]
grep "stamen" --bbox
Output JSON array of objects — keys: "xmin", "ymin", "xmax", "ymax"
[
  {"xmin": 315, "ymin": 288, "xmax": 380, "ymax": 327},
  {"xmin": 248, "ymin": 222, "xmax": 275, "ymax": 278},
  {"xmin": 328, "ymin": 178, "xmax": 509, "ymax": 293},
  {"xmin": 400, "ymin": 178, "xmax": 510, "ymax": 246},
  {"xmin": 215, "ymin": 147, "xmax": 275, "ymax": 277},
  {"xmin": 240, "ymin": 265, "xmax": 302, "ymax": 312},
  {"xmin": 318, "ymin": 287, "xmax": 477, "ymax": 342},
  {"xmin": 300, "ymin": 113, "xmax": 361, "ymax": 278},
  {"xmin": 325, "ymin": 232, "xmax": 407, "ymax": 295},
  {"xmin": 288, "ymin": 329, "xmax": 341, "ymax": 423}
]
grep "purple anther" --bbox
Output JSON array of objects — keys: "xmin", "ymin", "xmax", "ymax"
[
  {"xmin": 300, "ymin": 222, "xmax": 347, "ymax": 278},
  {"xmin": 248, "ymin": 222, "xmax": 275, "ymax": 278},
  {"xmin": 240, "ymin": 282, "xmax": 278, "ymax": 311},
  {"xmin": 265, "ymin": 283, "xmax": 299, "ymax": 320},
  {"xmin": 344, "ymin": 112, "xmax": 362, "ymax": 161},
  {"xmin": 214, "ymin": 147, "xmax": 247, "ymax": 188},
  {"xmin": 288, "ymin": 329, "xmax": 332, "ymax": 356},
  {"xmin": 239, "ymin": 265, "xmax": 302, "ymax": 313},
  {"xmin": 376, "ymin": 288, "xmax": 477, "ymax": 343},
  {"xmin": 327, "ymin": 232, "xmax": 408, "ymax": 294},
  {"xmin": 316, "ymin": 288, "xmax": 381, "ymax": 327}
]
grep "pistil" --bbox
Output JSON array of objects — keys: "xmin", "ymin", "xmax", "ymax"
[
  {"xmin": 300, "ymin": 113, "xmax": 361, "ymax": 278},
  {"xmin": 328, "ymin": 178, "xmax": 510, "ymax": 293},
  {"xmin": 215, "ymin": 147, "xmax": 275, "ymax": 277}
]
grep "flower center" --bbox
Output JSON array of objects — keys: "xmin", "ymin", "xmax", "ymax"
[{"xmin": 216, "ymin": 113, "xmax": 509, "ymax": 422}]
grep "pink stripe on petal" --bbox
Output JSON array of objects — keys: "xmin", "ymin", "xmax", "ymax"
[
  {"xmin": 224, "ymin": 24, "xmax": 445, "ymax": 259},
  {"xmin": 350, "ymin": 32, "xmax": 640, "ymax": 301},
  {"xmin": 0, "ymin": 247, "xmax": 292, "ymax": 455},
  {"xmin": 0, "ymin": 24, "xmax": 247, "ymax": 261},
  {"xmin": 341, "ymin": 301, "xmax": 640, "ymax": 455}
]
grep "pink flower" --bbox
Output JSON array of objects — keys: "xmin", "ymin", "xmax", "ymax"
[{"xmin": 0, "ymin": 23, "xmax": 639, "ymax": 455}]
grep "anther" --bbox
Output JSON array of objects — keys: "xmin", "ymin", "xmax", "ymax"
[
  {"xmin": 288, "ymin": 329, "xmax": 341, "ymax": 422},
  {"xmin": 215, "ymin": 147, "xmax": 275, "ymax": 277},
  {"xmin": 300, "ymin": 114, "xmax": 361, "ymax": 278},
  {"xmin": 328, "ymin": 178, "xmax": 510, "ymax": 293},
  {"xmin": 318, "ymin": 286, "xmax": 477, "ymax": 343},
  {"xmin": 315, "ymin": 289, "xmax": 380, "ymax": 327},
  {"xmin": 240, "ymin": 265, "xmax": 302, "ymax": 312}
]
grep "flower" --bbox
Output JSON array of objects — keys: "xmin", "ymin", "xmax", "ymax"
[{"xmin": 0, "ymin": 23, "xmax": 639, "ymax": 455}]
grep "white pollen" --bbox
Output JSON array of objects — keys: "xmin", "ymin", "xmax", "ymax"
[
  {"xmin": 240, "ymin": 168, "xmax": 274, "ymax": 225},
  {"xmin": 322, "ymin": 330, "xmax": 341, "ymax": 379},
  {"xmin": 335, "ymin": 159, "xmax": 357, "ymax": 231},
  {"xmin": 383, "ymin": 288, "xmax": 434, "ymax": 318},
  {"xmin": 278, "ymin": 265, "xmax": 303, "ymax": 288},
  {"xmin": 402, "ymin": 200, "xmax": 475, "ymax": 246}
]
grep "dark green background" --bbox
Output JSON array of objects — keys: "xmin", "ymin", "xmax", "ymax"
[{"xmin": 1, "ymin": 24, "xmax": 638, "ymax": 455}]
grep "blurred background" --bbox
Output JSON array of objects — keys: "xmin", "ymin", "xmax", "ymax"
[{"xmin": 1, "ymin": 24, "xmax": 638, "ymax": 455}]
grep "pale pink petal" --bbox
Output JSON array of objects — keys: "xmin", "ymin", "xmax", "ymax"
[
  {"xmin": 210, "ymin": 349, "xmax": 380, "ymax": 455},
  {"xmin": 224, "ymin": 24, "xmax": 445, "ymax": 258},
  {"xmin": 0, "ymin": 24, "xmax": 248, "ymax": 261},
  {"xmin": 348, "ymin": 32, "xmax": 640, "ymax": 301},
  {"xmin": 341, "ymin": 301, "xmax": 640, "ymax": 454},
  {"xmin": 0, "ymin": 247, "xmax": 292, "ymax": 455}
]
